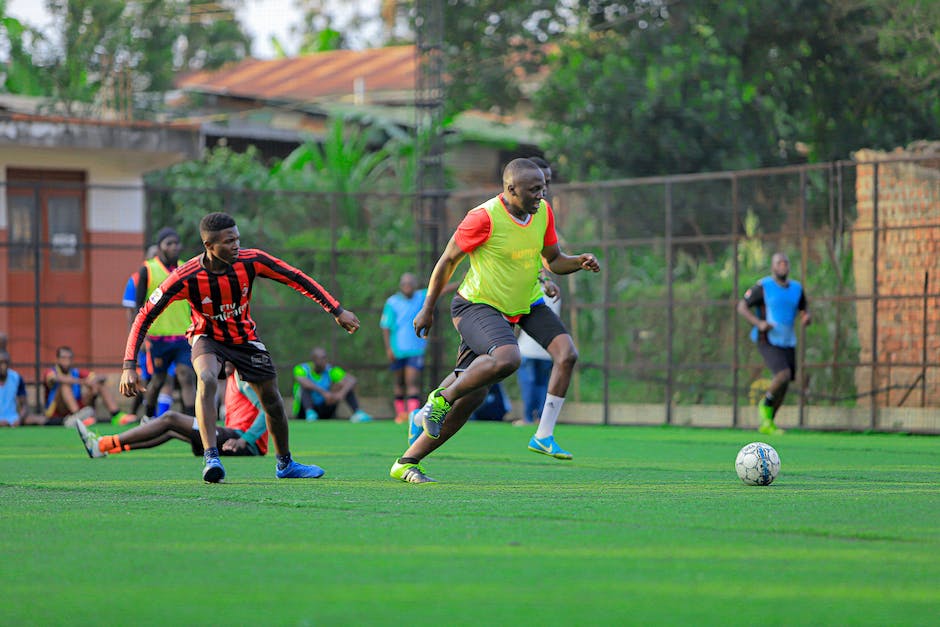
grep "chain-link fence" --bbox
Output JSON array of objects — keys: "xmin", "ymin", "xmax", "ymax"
[{"xmin": 3, "ymin": 155, "xmax": 938, "ymax": 432}]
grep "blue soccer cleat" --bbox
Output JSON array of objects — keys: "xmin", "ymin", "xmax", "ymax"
[
  {"xmin": 407, "ymin": 408, "xmax": 424, "ymax": 446},
  {"xmin": 527, "ymin": 435, "xmax": 573, "ymax": 460},
  {"xmin": 276, "ymin": 460, "xmax": 325, "ymax": 479},
  {"xmin": 203, "ymin": 457, "xmax": 226, "ymax": 483}
]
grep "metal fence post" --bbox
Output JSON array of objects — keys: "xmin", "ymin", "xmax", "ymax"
[
  {"xmin": 799, "ymin": 169, "xmax": 808, "ymax": 427},
  {"xmin": 731, "ymin": 175, "xmax": 740, "ymax": 428},
  {"xmin": 664, "ymin": 182, "xmax": 673, "ymax": 425},
  {"xmin": 870, "ymin": 163, "xmax": 879, "ymax": 429}
]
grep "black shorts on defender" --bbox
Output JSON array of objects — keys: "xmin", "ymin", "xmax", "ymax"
[
  {"xmin": 450, "ymin": 294, "xmax": 568, "ymax": 371},
  {"xmin": 191, "ymin": 335, "xmax": 277, "ymax": 382},
  {"xmin": 758, "ymin": 341, "xmax": 796, "ymax": 381}
]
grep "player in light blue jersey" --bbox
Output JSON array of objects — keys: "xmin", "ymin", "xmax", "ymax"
[
  {"xmin": 380, "ymin": 273, "xmax": 428, "ymax": 423},
  {"xmin": 737, "ymin": 252, "xmax": 811, "ymax": 434}
]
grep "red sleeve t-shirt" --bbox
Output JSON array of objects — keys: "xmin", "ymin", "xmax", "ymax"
[{"xmin": 454, "ymin": 198, "xmax": 559, "ymax": 253}]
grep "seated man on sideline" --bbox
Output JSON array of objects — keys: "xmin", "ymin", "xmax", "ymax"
[
  {"xmin": 76, "ymin": 369, "xmax": 268, "ymax": 458},
  {"xmin": 45, "ymin": 346, "xmax": 132, "ymax": 427},
  {"xmin": 292, "ymin": 347, "xmax": 372, "ymax": 423},
  {"xmin": 0, "ymin": 350, "xmax": 46, "ymax": 426}
]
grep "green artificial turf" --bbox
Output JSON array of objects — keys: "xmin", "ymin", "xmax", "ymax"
[{"xmin": 1, "ymin": 421, "xmax": 937, "ymax": 626}]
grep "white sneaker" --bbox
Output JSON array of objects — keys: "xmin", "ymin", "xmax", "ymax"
[
  {"xmin": 75, "ymin": 420, "xmax": 106, "ymax": 458},
  {"xmin": 63, "ymin": 406, "xmax": 95, "ymax": 428}
]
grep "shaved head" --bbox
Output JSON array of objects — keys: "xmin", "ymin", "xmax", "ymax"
[{"xmin": 502, "ymin": 158, "xmax": 543, "ymax": 188}]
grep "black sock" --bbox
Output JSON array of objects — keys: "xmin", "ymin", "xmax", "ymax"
[
  {"xmin": 204, "ymin": 447, "xmax": 219, "ymax": 461},
  {"xmin": 399, "ymin": 457, "xmax": 419, "ymax": 465},
  {"xmin": 277, "ymin": 453, "xmax": 292, "ymax": 470},
  {"xmin": 764, "ymin": 392, "xmax": 775, "ymax": 404}
]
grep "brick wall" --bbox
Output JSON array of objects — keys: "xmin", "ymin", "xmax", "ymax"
[{"xmin": 853, "ymin": 147, "xmax": 940, "ymax": 407}]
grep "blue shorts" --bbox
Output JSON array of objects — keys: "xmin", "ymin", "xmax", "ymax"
[
  {"xmin": 138, "ymin": 351, "xmax": 176, "ymax": 382},
  {"xmin": 148, "ymin": 338, "xmax": 192, "ymax": 374},
  {"xmin": 389, "ymin": 355, "xmax": 424, "ymax": 371}
]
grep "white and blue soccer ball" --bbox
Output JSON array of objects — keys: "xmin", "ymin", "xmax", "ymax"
[{"xmin": 735, "ymin": 442, "xmax": 780, "ymax": 486}]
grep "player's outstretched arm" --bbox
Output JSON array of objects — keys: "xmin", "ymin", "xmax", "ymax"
[
  {"xmin": 414, "ymin": 237, "xmax": 466, "ymax": 338},
  {"xmin": 542, "ymin": 244, "xmax": 601, "ymax": 275}
]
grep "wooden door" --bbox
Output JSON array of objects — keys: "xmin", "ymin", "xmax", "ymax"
[{"xmin": 6, "ymin": 169, "xmax": 90, "ymax": 370}]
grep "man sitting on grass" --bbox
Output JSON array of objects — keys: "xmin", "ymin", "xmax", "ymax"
[{"xmin": 77, "ymin": 369, "xmax": 268, "ymax": 459}]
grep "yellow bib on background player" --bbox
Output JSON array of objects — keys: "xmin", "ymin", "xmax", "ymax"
[{"xmin": 144, "ymin": 257, "xmax": 191, "ymax": 336}]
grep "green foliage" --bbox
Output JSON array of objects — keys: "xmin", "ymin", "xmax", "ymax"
[
  {"xmin": 0, "ymin": 0, "xmax": 251, "ymax": 114},
  {"xmin": 533, "ymin": 0, "xmax": 940, "ymax": 179},
  {"xmin": 870, "ymin": 0, "xmax": 940, "ymax": 90},
  {"xmin": 438, "ymin": 0, "xmax": 569, "ymax": 117},
  {"xmin": 0, "ymin": 14, "xmax": 47, "ymax": 96}
]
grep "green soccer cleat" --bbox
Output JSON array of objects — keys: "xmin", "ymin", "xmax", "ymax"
[
  {"xmin": 528, "ymin": 435, "xmax": 573, "ymax": 460},
  {"xmin": 757, "ymin": 399, "xmax": 783, "ymax": 434},
  {"xmin": 422, "ymin": 387, "xmax": 451, "ymax": 439},
  {"xmin": 390, "ymin": 460, "xmax": 436, "ymax": 483}
]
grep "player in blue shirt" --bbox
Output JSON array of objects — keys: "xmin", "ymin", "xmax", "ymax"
[
  {"xmin": 737, "ymin": 252, "xmax": 811, "ymax": 434},
  {"xmin": 380, "ymin": 273, "xmax": 429, "ymax": 423},
  {"xmin": 0, "ymin": 351, "xmax": 28, "ymax": 426}
]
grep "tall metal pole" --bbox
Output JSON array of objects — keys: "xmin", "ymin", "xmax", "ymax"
[
  {"xmin": 32, "ymin": 183, "xmax": 42, "ymax": 412},
  {"xmin": 414, "ymin": 0, "xmax": 447, "ymax": 385},
  {"xmin": 731, "ymin": 175, "xmax": 740, "ymax": 428},
  {"xmin": 664, "ymin": 182, "xmax": 673, "ymax": 425},
  {"xmin": 869, "ymin": 164, "xmax": 880, "ymax": 429}
]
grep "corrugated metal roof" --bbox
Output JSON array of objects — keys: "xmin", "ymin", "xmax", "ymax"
[{"xmin": 176, "ymin": 45, "xmax": 416, "ymax": 104}]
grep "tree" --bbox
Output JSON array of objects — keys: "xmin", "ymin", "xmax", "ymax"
[
  {"xmin": 0, "ymin": 5, "xmax": 48, "ymax": 96},
  {"xmin": 437, "ymin": 0, "xmax": 569, "ymax": 117},
  {"xmin": 866, "ymin": 0, "xmax": 940, "ymax": 90},
  {"xmin": 532, "ymin": 0, "xmax": 940, "ymax": 179},
  {"xmin": 0, "ymin": 1, "xmax": 251, "ymax": 116}
]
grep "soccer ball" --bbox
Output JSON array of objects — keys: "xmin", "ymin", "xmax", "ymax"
[{"xmin": 735, "ymin": 442, "xmax": 780, "ymax": 486}]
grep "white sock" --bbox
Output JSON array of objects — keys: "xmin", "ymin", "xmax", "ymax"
[{"xmin": 534, "ymin": 394, "xmax": 565, "ymax": 439}]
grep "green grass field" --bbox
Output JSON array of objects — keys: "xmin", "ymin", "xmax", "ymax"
[{"xmin": 1, "ymin": 421, "xmax": 938, "ymax": 626}]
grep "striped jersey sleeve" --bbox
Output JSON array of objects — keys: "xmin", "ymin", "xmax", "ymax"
[
  {"xmin": 247, "ymin": 249, "xmax": 342, "ymax": 315},
  {"xmin": 122, "ymin": 262, "xmax": 194, "ymax": 365}
]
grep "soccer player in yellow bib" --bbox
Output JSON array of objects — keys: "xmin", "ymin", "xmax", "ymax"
[{"xmin": 390, "ymin": 158, "xmax": 601, "ymax": 483}]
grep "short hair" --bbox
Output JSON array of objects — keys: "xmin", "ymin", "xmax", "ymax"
[
  {"xmin": 527, "ymin": 156, "xmax": 550, "ymax": 170},
  {"xmin": 502, "ymin": 158, "xmax": 543, "ymax": 187},
  {"xmin": 56, "ymin": 346, "xmax": 73, "ymax": 357},
  {"xmin": 200, "ymin": 212, "xmax": 237, "ymax": 236}
]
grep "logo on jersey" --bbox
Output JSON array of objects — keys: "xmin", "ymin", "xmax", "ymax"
[
  {"xmin": 201, "ymin": 296, "xmax": 213, "ymax": 305},
  {"xmin": 148, "ymin": 288, "xmax": 163, "ymax": 305}
]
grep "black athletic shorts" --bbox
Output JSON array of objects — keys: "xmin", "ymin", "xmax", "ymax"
[
  {"xmin": 191, "ymin": 335, "xmax": 278, "ymax": 382},
  {"xmin": 189, "ymin": 426, "xmax": 255, "ymax": 456},
  {"xmin": 758, "ymin": 342, "xmax": 796, "ymax": 381},
  {"xmin": 450, "ymin": 294, "xmax": 568, "ymax": 371}
]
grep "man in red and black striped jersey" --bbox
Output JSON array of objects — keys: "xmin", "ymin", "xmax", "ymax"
[{"xmin": 120, "ymin": 212, "xmax": 360, "ymax": 483}]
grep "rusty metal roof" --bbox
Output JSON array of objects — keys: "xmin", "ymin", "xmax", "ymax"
[{"xmin": 176, "ymin": 45, "xmax": 416, "ymax": 104}]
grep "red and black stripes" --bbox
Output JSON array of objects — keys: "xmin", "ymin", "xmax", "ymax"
[{"xmin": 124, "ymin": 248, "xmax": 342, "ymax": 365}]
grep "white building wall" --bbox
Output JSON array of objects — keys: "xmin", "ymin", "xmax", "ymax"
[{"xmin": 0, "ymin": 145, "xmax": 154, "ymax": 232}]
